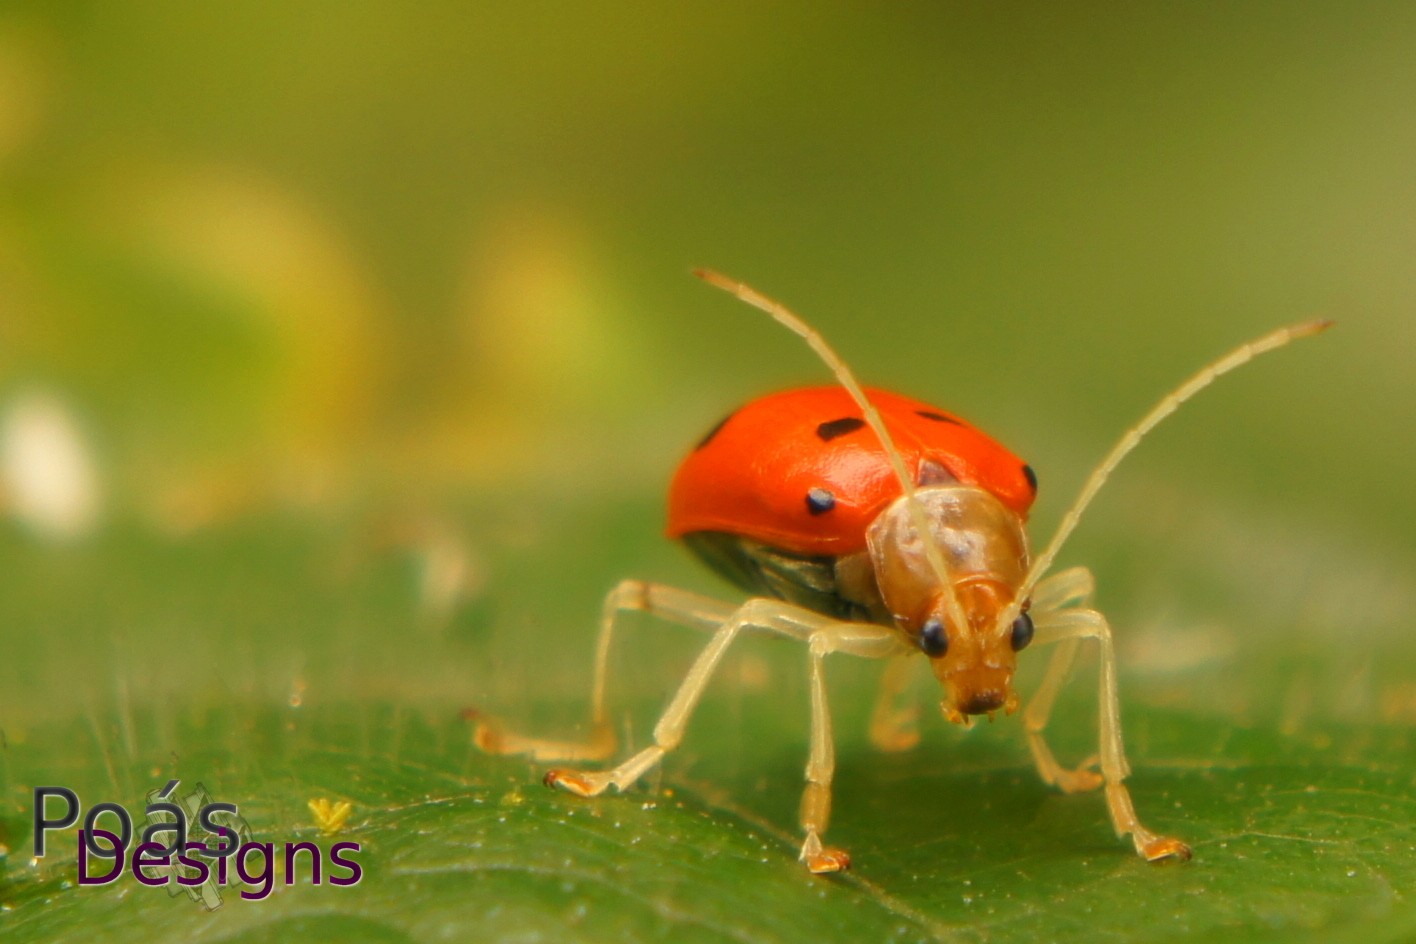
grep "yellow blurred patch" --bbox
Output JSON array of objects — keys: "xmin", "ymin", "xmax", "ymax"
[{"xmin": 308, "ymin": 797, "xmax": 354, "ymax": 836}]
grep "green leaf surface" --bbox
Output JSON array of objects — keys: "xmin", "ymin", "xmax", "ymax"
[
  {"xmin": 1, "ymin": 6, "xmax": 1412, "ymax": 942},
  {"xmin": 2, "ymin": 513, "xmax": 1414, "ymax": 944}
]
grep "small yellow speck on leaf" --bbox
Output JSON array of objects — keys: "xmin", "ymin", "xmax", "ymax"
[{"xmin": 308, "ymin": 798, "xmax": 353, "ymax": 835}]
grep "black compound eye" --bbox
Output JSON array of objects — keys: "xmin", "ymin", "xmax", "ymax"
[
  {"xmin": 919, "ymin": 618, "xmax": 948, "ymax": 657},
  {"xmin": 1011, "ymin": 612, "xmax": 1035, "ymax": 651}
]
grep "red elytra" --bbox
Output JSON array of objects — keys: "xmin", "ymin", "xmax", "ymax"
[{"xmin": 667, "ymin": 386, "xmax": 1037, "ymax": 556}]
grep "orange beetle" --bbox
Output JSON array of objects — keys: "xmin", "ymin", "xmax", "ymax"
[{"xmin": 476, "ymin": 270, "xmax": 1330, "ymax": 873}]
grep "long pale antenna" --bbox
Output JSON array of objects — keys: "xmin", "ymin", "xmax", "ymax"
[
  {"xmin": 1017, "ymin": 319, "xmax": 1334, "ymax": 607},
  {"xmin": 694, "ymin": 269, "xmax": 970, "ymax": 634}
]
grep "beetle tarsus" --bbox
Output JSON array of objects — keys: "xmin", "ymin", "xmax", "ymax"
[
  {"xmin": 543, "ymin": 768, "xmax": 599, "ymax": 796},
  {"xmin": 804, "ymin": 847, "xmax": 852, "ymax": 874},
  {"xmin": 469, "ymin": 713, "xmax": 504, "ymax": 754},
  {"xmin": 1140, "ymin": 835, "xmax": 1192, "ymax": 862},
  {"xmin": 1054, "ymin": 755, "xmax": 1103, "ymax": 794}
]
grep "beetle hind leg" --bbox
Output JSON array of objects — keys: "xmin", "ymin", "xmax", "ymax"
[{"xmin": 470, "ymin": 710, "xmax": 615, "ymax": 764}]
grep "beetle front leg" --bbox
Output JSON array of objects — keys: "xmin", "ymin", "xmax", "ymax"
[
  {"xmin": 1024, "ymin": 637, "xmax": 1103, "ymax": 793},
  {"xmin": 1023, "ymin": 566, "xmax": 1105, "ymax": 792},
  {"xmin": 798, "ymin": 635, "xmax": 851, "ymax": 872},
  {"xmin": 1032, "ymin": 606, "xmax": 1191, "ymax": 862},
  {"xmin": 472, "ymin": 580, "xmax": 737, "ymax": 762},
  {"xmin": 541, "ymin": 599, "xmax": 900, "ymax": 800},
  {"xmin": 541, "ymin": 605, "xmax": 747, "ymax": 797}
]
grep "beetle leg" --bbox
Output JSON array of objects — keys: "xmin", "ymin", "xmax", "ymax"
[
  {"xmin": 1032, "ymin": 606, "xmax": 1191, "ymax": 862},
  {"xmin": 541, "ymin": 598, "xmax": 898, "ymax": 799},
  {"xmin": 1029, "ymin": 565, "xmax": 1095, "ymax": 613},
  {"xmin": 1022, "ymin": 567, "xmax": 1104, "ymax": 791},
  {"xmin": 543, "ymin": 607, "xmax": 747, "ymax": 797},
  {"xmin": 475, "ymin": 583, "xmax": 902, "ymax": 870},
  {"xmin": 798, "ymin": 634, "xmax": 850, "ymax": 873},
  {"xmin": 1023, "ymin": 638, "xmax": 1102, "ymax": 793},
  {"xmin": 472, "ymin": 580, "xmax": 737, "ymax": 762},
  {"xmin": 538, "ymin": 595, "xmax": 901, "ymax": 875},
  {"xmin": 868, "ymin": 654, "xmax": 921, "ymax": 753}
]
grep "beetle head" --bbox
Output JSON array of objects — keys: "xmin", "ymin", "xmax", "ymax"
[
  {"xmin": 867, "ymin": 486, "xmax": 1032, "ymax": 723},
  {"xmin": 918, "ymin": 579, "xmax": 1027, "ymax": 722}
]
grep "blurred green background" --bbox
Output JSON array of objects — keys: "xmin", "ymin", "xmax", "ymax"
[{"xmin": 0, "ymin": 4, "xmax": 1414, "ymax": 943}]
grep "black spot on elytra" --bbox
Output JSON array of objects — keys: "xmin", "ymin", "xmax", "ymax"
[
  {"xmin": 806, "ymin": 487, "xmax": 836, "ymax": 515},
  {"xmin": 695, "ymin": 410, "xmax": 736, "ymax": 450},
  {"xmin": 916, "ymin": 410, "xmax": 963, "ymax": 425},
  {"xmin": 816, "ymin": 416, "xmax": 866, "ymax": 441},
  {"xmin": 1022, "ymin": 464, "xmax": 1038, "ymax": 492}
]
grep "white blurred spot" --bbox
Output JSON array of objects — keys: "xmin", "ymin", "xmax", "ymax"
[
  {"xmin": 0, "ymin": 391, "xmax": 101, "ymax": 540},
  {"xmin": 416, "ymin": 523, "xmax": 483, "ymax": 623}
]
